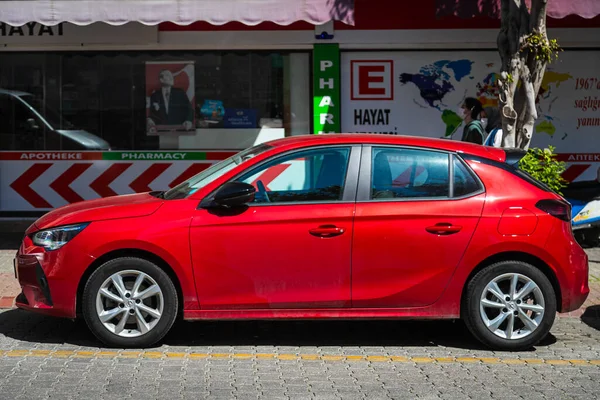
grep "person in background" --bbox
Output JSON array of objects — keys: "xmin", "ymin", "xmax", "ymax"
[
  {"xmin": 459, "ymin": 97, "xmax": 485, "ymax": 144},
  {"xmin": 482, "ymin": 106, "xmax": 503, "ymax": 147}
]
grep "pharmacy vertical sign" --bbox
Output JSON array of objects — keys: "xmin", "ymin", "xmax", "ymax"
[{"xmin": 313, "ymin": 44, "xmax": 340, "ymax": 134}]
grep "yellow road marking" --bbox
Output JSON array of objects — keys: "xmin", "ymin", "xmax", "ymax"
[
  {"xmin": 277, "ymin": 354, "xmax": 297, "ymax": 361},
  {"xmin": 210, "ymin": 353, "xmax": 230, "ymax": 359},
  {"xmin": 0, "ymin": 349, "xmax": 598, "ymax": 366},
  {"xmin": 165, "ymin": 352, "xmax": 185, "ymax": 359},
  {"xmin": 479, "ymin": 357, "xmax": 501, "ymax": 364},
  {"xmin": 143, "ymin": 352, "xmax": 163, "ymax": 359},
  {"xmin": 5, "ymin": 350, "xmax": 28, "ymax": 357},
  {"xmin": 188, "ymin": 353, "xmax": 209, "ymax": 359},
  {"xmin": 121, "ymin": 351, "xmax": 141, "ymax": 358},
  {"xmin": 503, "ymin": 359, "xmax": 526, "ymax": 365},
  {"xmin": 568, "ymin": 359, "xmax": 589, "ymax": 365},
  {"xmin": 30, "ymin": 350, "xmax": 53, "ymax": 357},
  {"xmin": 233, "ymin": 353, "xmax": 253, "ymax": 359},
  {"xmin": 96, "ymin": 351, "xmax": 118, "ymax": 357},
  {"xmin": 411, "ymin": 357, "xmax": 434, "ymax": 363},
  {"xmin": 51, "ymin": 350, "xmax": 73, "ymax": 358},
  {"xmin": 346, "ymin": 355, "xmax": 365, "ymax": 362},
  {"xmin": 366, "ymin": 355, "xmax": 390, "ymax": 362},
  {"xmin": 322, "ymin": 355, "xmax": 345, "ymax": 361},
  {"xmin": 456, "ymin": 357, "xmax": 480, "ymax": 363},
  {"xmin": 522, "ymin": 358, "xmax": 545, "ymax": 364},
  {"xmin": 300, "ymin": 354, "xmax": 320, "ymax": 360},
  {"xmin": 547, "ymin": 360, "xmax": 571, "ymax": 366}
]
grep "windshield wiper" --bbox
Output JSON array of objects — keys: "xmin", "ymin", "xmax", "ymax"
[{"xmin": 149, "ymin": 190, "xmax": 165, "ymax": 199}]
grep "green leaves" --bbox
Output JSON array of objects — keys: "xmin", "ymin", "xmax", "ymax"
[
  {"xmin": 518, "ymin": 145, "xmax": 568, "ymax": 194},
  {"xmin": 520, "ymin": 32, "xmax": 562, "ymax": 64}
]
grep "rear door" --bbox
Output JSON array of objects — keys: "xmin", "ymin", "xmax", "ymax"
[{"xmin": 351, "ymin": 145, "xmax": 485, "ymax": 308}]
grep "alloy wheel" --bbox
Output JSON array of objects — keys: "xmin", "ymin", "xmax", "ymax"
[
  {"xmin": 479, "ymin": 273, "xmax": 545, "ymax": 340},
  {"xmin": 95, "ymin": 270, "xmax": 164, "ymax": 338}
]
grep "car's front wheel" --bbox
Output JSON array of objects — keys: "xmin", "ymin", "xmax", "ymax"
[
  {"xmin": 463, "ymin": 261, "xmax": 557, "ymax": 351},
  {"xmin": 82, "ymin": 257, "xmax": 178, "ymax": 348}
]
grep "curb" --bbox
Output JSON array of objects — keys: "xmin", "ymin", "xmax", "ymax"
[{"xmin": 0, "ymin": 296, "xmax": 15, "ymax": 309}]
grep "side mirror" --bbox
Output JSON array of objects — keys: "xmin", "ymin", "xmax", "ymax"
[
  {"xmin": 26, "ymin": 118, "xmax": 39, "ymax": 130},
  {"xmin": 203, "ymin": 181, "xmax": 256, "ymax": 208}
]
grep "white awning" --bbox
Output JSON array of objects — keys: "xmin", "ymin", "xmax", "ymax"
[{"xmin": 0, "ymin": 0, "xmax": 355, "ymax": 26}]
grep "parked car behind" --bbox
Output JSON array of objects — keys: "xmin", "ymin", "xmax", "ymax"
[{"xmin": 0, "ymin": 89, "xmax": 110, "ymax": 150}]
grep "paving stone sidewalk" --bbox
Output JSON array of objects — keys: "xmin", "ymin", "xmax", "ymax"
[{"xmin": 0, "ymin": 309, "xmax": 599, "ymax": 400}]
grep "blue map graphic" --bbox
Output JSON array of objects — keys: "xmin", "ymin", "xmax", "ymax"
[{"xmin": 399, "ymin": 59, "xmax": 474, "ymax": 110}]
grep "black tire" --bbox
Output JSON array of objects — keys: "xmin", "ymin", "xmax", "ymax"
[
  {"xmin": 580, "ymin": 228, "xmax": 600, "ymax": 248},
  {"xmin": 82, "ymin": 257, "xmax": 178, "ymax": 348},
  {"xmin": 463, "ymin": 261, "xmax": 556, "ymax": 351}
]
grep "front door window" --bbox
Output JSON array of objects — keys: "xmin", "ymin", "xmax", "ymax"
[{"xmin": 238, "ymin": 147, "xmax": 351, "ymax": 204}]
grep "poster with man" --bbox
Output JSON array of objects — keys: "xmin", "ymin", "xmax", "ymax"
[{"xmin": 145, "ymin": 61, "xmax": 195, "ymax": 135}]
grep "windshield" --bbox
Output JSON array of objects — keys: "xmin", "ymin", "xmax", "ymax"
[
  {"xmin": 163, "ymin": 143, "xmax": 273, "ymax": 200},
  {"xmin": 18, "ymin": 94, "xmax": 75, "ymax": 130}
]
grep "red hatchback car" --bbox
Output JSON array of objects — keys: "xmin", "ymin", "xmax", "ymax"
[{"xmin": 14, "ymin": 134, "xmax": 589, "ymax": 350}]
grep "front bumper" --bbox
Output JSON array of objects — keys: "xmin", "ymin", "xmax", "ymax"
[{"xmin": 14, "ymin": 235, "xmax": 84, "ymax": 318}]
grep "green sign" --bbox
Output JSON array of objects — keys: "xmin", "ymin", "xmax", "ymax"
[
  {"xmin": 313, "ymin": 44, "xmax": 340, "ymax": 134},
  {"xmin": 102, "ymin": 152, "xmax": 207, "ymax": 161}
]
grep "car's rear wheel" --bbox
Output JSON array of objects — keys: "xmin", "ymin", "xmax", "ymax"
[
  {"xmin": 463, "ymin": 261, "xmax": 556, "ymax": 351},
  {"xmin": 82, "ymin": 257, "xmax": 178, "ymax": 348}
]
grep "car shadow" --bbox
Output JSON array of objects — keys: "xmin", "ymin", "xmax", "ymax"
[
  {"xmin": 0, "ymin": 309, "xmax": 555, "ymax": 351},
  {"xmin": 581, "ymin": 305, "xmax": 600, "ymax": 330},
  {"xmin": 0, "ymin": 233, "xmax": 22, "ymax": 251}
]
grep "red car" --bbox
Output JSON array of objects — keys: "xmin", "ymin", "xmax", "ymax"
[{"xmin": 14, "ymin": 134, "xmax": 589, "ymax": 350}]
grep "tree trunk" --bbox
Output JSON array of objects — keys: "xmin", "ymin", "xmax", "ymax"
[{"xmin": 497, "ymin": 0, "xmax": 549, "ymax": 150}]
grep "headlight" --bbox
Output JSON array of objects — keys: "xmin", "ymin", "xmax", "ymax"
[{"xmin": 32, "ymin": 223, "xmax": 89, "ymax": 251}]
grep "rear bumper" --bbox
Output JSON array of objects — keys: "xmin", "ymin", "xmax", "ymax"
[
  {"xmin": 545, "ymin": 222, "xmax": 590, "ymax": 313},
  {"xmin": 560, "ymin": 252, "xmax": 590, "ymax": 313}
]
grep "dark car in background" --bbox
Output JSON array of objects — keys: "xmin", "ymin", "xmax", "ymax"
[{"xmin": 0, "ymin": 89, "xmax": 110, "ymax": 151}]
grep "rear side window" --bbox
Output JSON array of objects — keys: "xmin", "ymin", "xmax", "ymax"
[
  {"xmin": 461, "ymin": 153, "xmax": 553, "ymax": 193},
  {"xmin": 370, "ymin": 147, "xmax": 450, "ymax": 199},
  {"xmin": 453, "ymin": 156, "xmax": 483, "ymax": 197}
]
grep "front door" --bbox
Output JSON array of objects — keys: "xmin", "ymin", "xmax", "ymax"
[
  {"xmin": 352, "ymin": 145, "xmax": 484, "ymax": 308},
  {"xmin": 190, "ymin": 145, "xmax": 360, "ymax": 309}
]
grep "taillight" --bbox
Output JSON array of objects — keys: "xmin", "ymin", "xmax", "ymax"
[{"xmin": 536, "ymin": 199, "xmax": 571, "ymax": 222}]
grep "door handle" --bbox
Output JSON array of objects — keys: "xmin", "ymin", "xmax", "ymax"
[
  {"xmin": 426, "ymin": 223, "xmax": 462, "ymax": 235},
  {"xmin": 309, "ymin": 225, "xmax": 345, "ymax": 238}
]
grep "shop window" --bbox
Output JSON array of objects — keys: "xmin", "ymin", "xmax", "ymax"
[
  {"xmin": 0, "ymin": 94, "xmax": 15, "ymax": 149},
  {"xmin": 0, "ymin": 51, "xmax": 309, "ymax": 151},
  {"xmin": 0, "ymin": 93, "xmax": 45, "ymax": 150}
]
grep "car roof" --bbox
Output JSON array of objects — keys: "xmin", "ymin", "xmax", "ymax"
[{"xmin": 266, "ymin": 134, "xmax": 507, "ymax": 163}]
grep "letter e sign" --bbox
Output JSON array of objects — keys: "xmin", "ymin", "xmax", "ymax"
[{"xmin": 351, "ymin": 60, "xmax": 393, "ymax": 100}]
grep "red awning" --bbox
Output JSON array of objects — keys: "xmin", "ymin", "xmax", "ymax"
[
  {"xmin": 0, "ymin": 0, "xmax": 355, "ymax": 26},
  {"xmin": 436, "ymin": 0, "xmax": 600, "ymax": 19}
]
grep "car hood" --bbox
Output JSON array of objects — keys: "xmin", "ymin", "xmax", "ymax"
[
  {"xmin": 56, "ymin": 129, "xmax": 111, "ymax": 150},
  {"xmin": 32, "ymin": 192, "xmax": 164, "ymax": 231}
]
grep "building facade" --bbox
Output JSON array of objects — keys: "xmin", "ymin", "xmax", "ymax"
[{"xmin": 1, "ymin": 0, "xmax": 599, "ymax": 215}]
